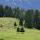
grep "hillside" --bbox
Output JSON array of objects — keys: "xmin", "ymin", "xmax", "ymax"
[
  {"xmin": 0, "ymin": 17, "xmax": 19, "ymax": 27},
  {"xmin": 0, "ymin": 18, "xmax": 40, "ymax": 40}
]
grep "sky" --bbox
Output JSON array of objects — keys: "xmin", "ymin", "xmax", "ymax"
[{"xmin": 0, "ymin": 0, "xmax": 40, "ymax": 10}]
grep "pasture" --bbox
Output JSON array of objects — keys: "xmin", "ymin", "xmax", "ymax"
[{"xmin": 0, "ymin": 17, "xmax": 40, "ymax": 40}]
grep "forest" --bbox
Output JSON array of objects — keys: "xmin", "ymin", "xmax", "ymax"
[{"xmin": 0, "ymin": 5, "xmax": 40, "ymax": 30}]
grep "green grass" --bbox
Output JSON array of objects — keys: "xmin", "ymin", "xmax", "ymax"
[
  {"xmin": 0, "ymin": 17, "xmax": 19, "ymax": 27},
  {"xmin": 0, "ymin": 17, "xmax": 40, "ymax": 40}
]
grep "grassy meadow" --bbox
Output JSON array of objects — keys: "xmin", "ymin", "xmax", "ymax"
[{"xmin": 0, "ymin": 17, "xmax": 40, "ymax": 40}]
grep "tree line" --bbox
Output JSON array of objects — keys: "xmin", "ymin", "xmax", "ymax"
[{"xmin": 0, "ymin": 5, "xmax": 40, "ymax": 30}]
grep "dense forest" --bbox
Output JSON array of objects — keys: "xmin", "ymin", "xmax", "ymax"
[{"xmin": 0, "ymin": 5, "xmax": 40, "ymax": 30}]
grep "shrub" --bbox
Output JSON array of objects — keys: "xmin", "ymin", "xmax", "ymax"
[
  {"xmin": 27, "ymin": 25, "xmax": 33, "ymax": 29},
  {"xmin": 14, "ymin": 22, "xmax": 17, "ymax": 26},
  {"xmin": 24, "ymin": 23, "xmax": 33, "ymax": 29},
  {"xmin": 17, "ymin": 27, "xmax": 25, "ymax": 32},
  {"xmin": 19, "ymin": 19, "xmax": 23, "ymax": 26},
  {"xmin": 0, "ymin": 24, "xmax": 3, "ymax": 28},
  {"xmin": 17, "ymin": 27, "xmax": 20, "ymax": 32},
  {"xmin": 0, "ymin": 38, "xmax": 4, "ymax": 40},
  {"xmin": 20, "ymin": 27, "xmax": 25, "ymax": 32},
  {"xmin": 35, "ymin": 25, "xmax": 40, "ymax": 30}
]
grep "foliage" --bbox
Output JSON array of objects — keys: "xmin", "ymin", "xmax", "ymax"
[
  {"xmin": 17, "ymin": 27, "xmax": 25, "ymax": 32},
  {"xmin": 24, "ymin": 9, "xmax": 33, "ymax": 28},
  {"xmin": 0, "ymin": 38, "xmax": 4, "ymax": 40},
  {"xmin": 0, "ymin": 24, "xmax": 3, "ymax": 28},
  {"xmin": 17, "ymin": 27, "xmax": 20, "ymax": 32},
  {"xmin": 0, "ymin": 5, "xmax": 40, "ymax": 30},
  {"xmin": 33, "ymin": 10, "xmax": 40, "ymax": 29},
  {"xmin": 19, "ymin": 19, "xmax": 23, "ymax": 26},
  {"xmin": 14, "ymin": 22, "xmax": 17, "ymax": 26},
  {"xmin": 20, "ymin": 27, "xmax": 25, "ymax": 32}
]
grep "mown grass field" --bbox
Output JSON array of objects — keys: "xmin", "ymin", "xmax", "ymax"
[{"xmin": 0, "ymin": 17, "xmax": 40, "ymax": 40}]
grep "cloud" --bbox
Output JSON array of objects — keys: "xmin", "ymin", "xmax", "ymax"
[
  {"xmin": 12, "ymin": 0, "xmax": 32, "ymax": 6},
  {"xmin": 0, "ymin": 0, "xmax": 32, "ymax": 7},
  {"xmin": 4, "ymin": 0, "xmax": 16, "ymax": 6},
  {"xmin": 18, "ymin": 0, "xmax": 32, "ymax": 4}
]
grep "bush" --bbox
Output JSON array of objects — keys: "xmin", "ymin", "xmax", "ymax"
[
  {"xmin": 17, "ymin": 27, "xmax": 20, "ymax": 32},
  {"xmin": 27, "ymin": 25, "xmax": 33, "ymax": 29},
  {"xmin": 20, "ymin": 27, "xmax": 25, "ymax": 32},
  {"xmin": 35, "ymin": 25, "xmax": 40, "ymax": 30},
  {"xmin": 17, "ymin": 27, "xmax": 25, "ymax": 32},
  {"xmin": 0, "ymin": 24, "xmax": 3, "ymax": 28},
  {"xmin": 19, "ymin": 19, "xmax": 23, "ymax": 26},
  {"xmin": 0, "ymin": 38, "xmax": 4, "ymax": 40},
  {"xmin": 14, "ymin": 22, "xmax": 17, "ymax": 26},
  {"xmin": 24, "ymin": 23, "xmax": 33, "ymax": 29}
]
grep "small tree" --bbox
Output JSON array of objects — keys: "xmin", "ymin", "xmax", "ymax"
[
  {"xmin": 19, "ymin": 19, "xmax": 23, "ymax": 26},
  {"xmin": 33, "ymin": 10, "xmax": 39, "ymax": 29},
  {"xmin": 14, "ymin": 22, "xmax": 17, "ymax": 26},
  {"xmin": 17, "ymin": 27, "xmax": 20, "ymax": 32},
  {"xmin": 17, "ymin": 27, "xmax": 25, "ymax": 32},
  {"xmin": 20, "ymin": 27, "xmax": 25, "ymax": 32}
]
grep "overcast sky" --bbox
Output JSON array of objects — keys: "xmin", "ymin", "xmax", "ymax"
[{"xmin": 0, "ymin": 0, "xmax": 40, "ymax": 10}]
